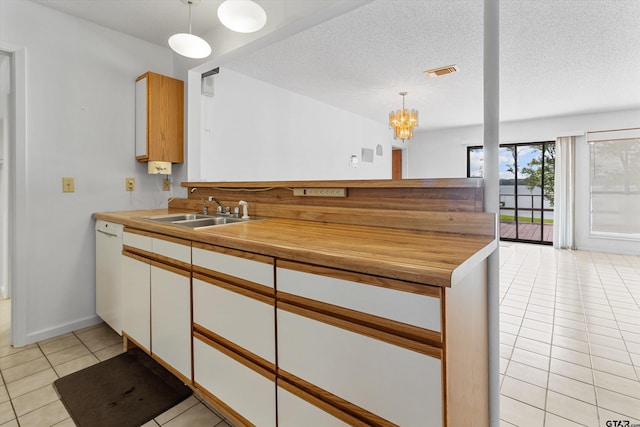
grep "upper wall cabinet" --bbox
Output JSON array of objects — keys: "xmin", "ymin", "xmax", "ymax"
[{"xmin": 135, "ymin": 71, "xmax": 184, "ymax": 163}]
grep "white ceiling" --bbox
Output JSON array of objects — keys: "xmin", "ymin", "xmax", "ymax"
[{"xmin": 29, "ymin": 0, "xmax": 640, "ymax": 131}]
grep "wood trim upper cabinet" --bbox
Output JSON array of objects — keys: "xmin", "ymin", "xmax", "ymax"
[{"xmin": 135, "ymin": 71, "xmax": 184, "ymax": 163}]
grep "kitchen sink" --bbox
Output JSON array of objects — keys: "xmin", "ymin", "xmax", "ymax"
[
  {"xmin": 138, "ymin": 213, "xmax": 257, "ymax": 230},
  {"xmin": 141, "ymin": 213, "xmax": 210, "ymax": 222}
]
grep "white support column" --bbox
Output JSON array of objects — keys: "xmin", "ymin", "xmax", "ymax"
[{"xmin": 484, "ymin": 0, "xmax": 500, "ymax": 425}]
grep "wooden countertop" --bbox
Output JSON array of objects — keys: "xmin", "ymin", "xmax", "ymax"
[{"xmin": 94, "ymin": 209, "xmax": 497, "ymax": 288}]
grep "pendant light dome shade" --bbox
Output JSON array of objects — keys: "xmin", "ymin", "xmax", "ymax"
[
  {"xmin": 218, "ymin": 0, "xmax": 267, "ymax": 33},
  {"xmin": 169, "ymin": 0, "xmax": 211, "ymax": 59},
  {"xmin": 168, "ymin": 33, "xmax": 211, "ymax": 59}
]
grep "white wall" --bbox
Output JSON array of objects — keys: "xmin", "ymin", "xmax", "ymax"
[
  {"xmin": 196, "ymin": 68, "xmax": 391, "ymax": 181},
  {"xmin": 0, "ymin": 0, "xmax": 185, "ymax": 345},
  {"xmin": 408, "ymin": 109, "xmax": 640, "ymax": 255}
]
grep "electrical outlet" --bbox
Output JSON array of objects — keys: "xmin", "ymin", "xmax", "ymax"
[
  {"xmin": 126, "ymin": 178, "xmax": 135, "ymax": 191},
  {"xmin": 62, "ymin": 177, "xmax": 75, "ymax": 193},
  {"xmin": 162, "ymin": 177, "xmax": 171, "ymax": 191},
  {"xmin": 293, "ymin": 188, "xmax": 347, "ymax": 197}
]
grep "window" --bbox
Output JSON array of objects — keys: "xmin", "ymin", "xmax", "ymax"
[{"xmin": 588, "ymin": 129, "xmax": 640, "ymax": 238}]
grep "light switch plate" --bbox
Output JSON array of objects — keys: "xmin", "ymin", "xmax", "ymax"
[
  {"xmin": 126, "ymin": 178, "xmax": 135, "ymax": 191},
  {"xmin": 162, "ymin": 177, "xmax": 171, "ymax": 191},
  {"xmin": 62, "ymin": 177, "xmax": 75, "ymax": 192}
]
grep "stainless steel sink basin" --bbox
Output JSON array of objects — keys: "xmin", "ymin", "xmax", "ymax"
[
  {"xmin": 172, "ymin": 216, "xmax": 250, "ymax": 229},
  {"xmin": 138, "ymin": 213, "xmax": 257, "ymax": 230},
  {"xmin": 140, "ymin": 213, "xmax": 210, "ymax": 222}
]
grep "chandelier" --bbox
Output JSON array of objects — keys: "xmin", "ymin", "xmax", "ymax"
[{"xmin": 389, "ymin": 92, "xmax": 418, "ymax": 142}]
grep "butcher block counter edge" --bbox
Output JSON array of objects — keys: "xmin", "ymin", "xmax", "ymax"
[{"xmin": 93, "ymin": 209, "xmax": 496, "ymax": 287}]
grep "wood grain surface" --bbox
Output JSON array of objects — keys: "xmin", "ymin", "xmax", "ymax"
[{"xmin": 98, "ymin": 209, "xmax": 495, "ymax": 287}]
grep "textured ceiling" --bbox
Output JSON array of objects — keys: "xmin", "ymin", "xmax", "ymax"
[
  {"xmin": 224, "ymin": 0, "xmax": 484, "ymax": 130},
  {"xmin": 28, "ymin": 0, "xmax": 225, "ymax": 45},
  {"xmin": 26, "ymin": 0, "xmax": 640, "ymax": 131}
]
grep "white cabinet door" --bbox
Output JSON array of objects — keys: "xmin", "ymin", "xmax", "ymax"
[
  {"xmin": 151, "ymin": 263, "xmax": 191, "ymax": 380},
  {"xmin": 277, "ymin": 308, "xmax": 443, "ymax": 427},
  {"xmin": 194, "ymin": 337, "xmax": 276, "ymax": 427},
  {"xmin": 122, "ymin": 253, "xmax": 151, "ymax": 351}
]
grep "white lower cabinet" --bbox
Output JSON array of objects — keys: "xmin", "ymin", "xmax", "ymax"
[
  {"xmin": 194, "ymin": 337, "xmax": 276, "ymax": 427},
  {"xmin": 277, "ymin": 308, "xmax": 443, "ymax": 427},
  {"xmin": 191, "ymin": 243, "xmax": 276, "ymax": 426},
  {"xmin": 151, "ymin": 262, "xmax": 191, "ymax": 380},
  {"xmin": 276, "ymin": 260, "xmax": 444, "ymax": 426},
  {"xmin": 122, "ymin": 251, "xmax": 151, "ymax": 351},
  {"xmin": 119, "ymin": 232, "xmax": 448, "ymax": 426},
  {"xmin": 121, "ymin": 229, "xmax": 192, "ymax": 382}
]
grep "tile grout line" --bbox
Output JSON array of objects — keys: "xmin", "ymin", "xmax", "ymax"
[
  {"xmin": 0, "ymin": 353, "xmax": 20, "ymax": 427},
  {"xmin": 588, "ymin": 252, "xmax": 640, "ymax": 422},
  {"xmin": 542, "ymin": 247, "xmax": 560, "ymax": 425},
  {"xmin": 571, "ymin": 249, "xmax": 602, "ymax": 426}
]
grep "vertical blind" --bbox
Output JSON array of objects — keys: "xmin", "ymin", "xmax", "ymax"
[{"xmin": 587, "ymin": 128, "xmax": 640, "ymax": 238}]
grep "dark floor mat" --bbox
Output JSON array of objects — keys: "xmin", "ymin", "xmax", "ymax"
[{"xmin": 53, "ymin": 347, "xmax": 192, "ymax": 427}]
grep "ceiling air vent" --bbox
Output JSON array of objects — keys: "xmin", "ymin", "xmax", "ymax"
[{"xmin": 424, "ymin": 65, "xmax": 459, "ymax": 78}]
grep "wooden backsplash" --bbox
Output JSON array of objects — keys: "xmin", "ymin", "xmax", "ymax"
[{"xmin": 168, "ymin": 178, "xmax": 495, "ymax": 237}]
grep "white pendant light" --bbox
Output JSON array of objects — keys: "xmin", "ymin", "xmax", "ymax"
[
  {"xmin": 217, "ymin": 0, "xmax": 267, "ymax": 33},
  {"xmin": 169, "ymin": 0, "xmax": 211, "ymax": 59}
]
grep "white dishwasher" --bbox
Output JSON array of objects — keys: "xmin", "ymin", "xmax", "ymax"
[{"xmin": 95, "ymin": 220, "xmax": 124, "ymax": 335}]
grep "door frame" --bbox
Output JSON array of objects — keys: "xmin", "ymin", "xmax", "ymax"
[{"xmin": 0, "ymin": 44, "xmax": 27, "ymax": 346}]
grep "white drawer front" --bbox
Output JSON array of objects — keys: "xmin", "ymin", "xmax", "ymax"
[
  {"xmin": 193, "ymin": 278, "xmax": 275, "ymax": 363},
  {"xmin": 193, "ymin": 247, "xmax": 273, "ymax": 287},
  {"xmin": 194, "ymin": 338, "xmax": 276, "ymax": 427},
  {"xmin": 278, "ymin": 309, "xmax": 442, "ymax": 427},
  {"xmin": 123, "ymin": 231, "xmax": 151, "ymax": 251},
  {"xmin": 277, "ymin": 267, "xmax": 440, "ymax": 332},
  {"xmin": 152, "ymin": 237, "xmax": 190, "ymax": 264},
  {"xmin": 277, "ymin": 386, "xmax": 350, "ymax": 427}
]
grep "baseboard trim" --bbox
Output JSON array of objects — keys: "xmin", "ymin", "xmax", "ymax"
[{"xmin": 24, "ymin": 314, "xmax": 104, "ymax": 346}]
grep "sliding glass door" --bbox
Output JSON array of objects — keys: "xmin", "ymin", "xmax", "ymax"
[{"xmin": 468, "ymin": 141, "xmax": 555, "ymax": 244}]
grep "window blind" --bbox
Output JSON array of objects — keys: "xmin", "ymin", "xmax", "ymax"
[{"xmin": 587, "ymin": 128, "xmax": 640, "ymax": 238}]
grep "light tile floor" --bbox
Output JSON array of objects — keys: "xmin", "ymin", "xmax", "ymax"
[
  {"xmin": 0, "ymin": 298, "xmax": 233, "ymax": 427},
  {"xmin": 500, "ymin": 242, "xmax": 640, "ymax": 426},
  {"xmin": 2, "ymin": 242, "xmax": 639, "ymax": 426}
]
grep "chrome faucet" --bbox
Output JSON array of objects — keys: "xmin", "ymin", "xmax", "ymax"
[
  {"xmin": 208, "ymin": 196, "xmax": 231, "ymax": 216},
  {"xmin": 190, "ymin": 188, "xmax": 209, "ymax": 215}
]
